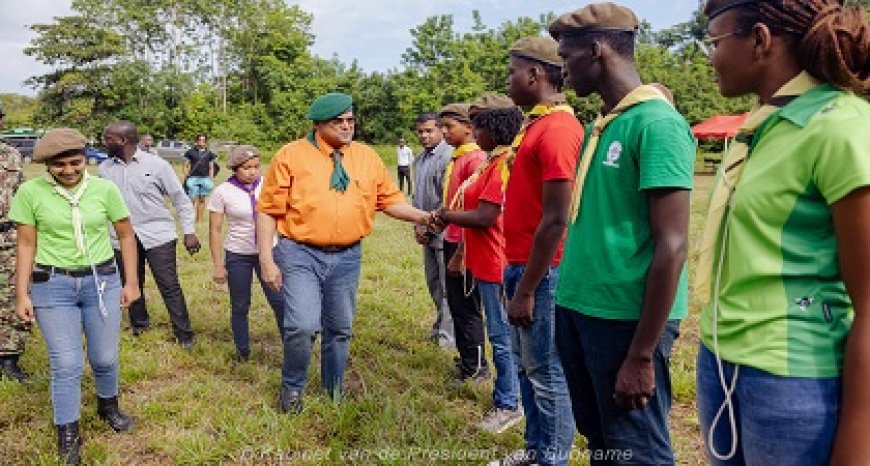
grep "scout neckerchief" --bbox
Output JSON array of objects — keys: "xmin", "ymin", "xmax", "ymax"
[
  {"xmin": 694, "ymin": 72, "xmax": 820, "ymax": 301},
  {"xmin": 308, "ymin": 131, "xmax": 350, "ymax": 192},
  {"xmin": 568, "ymin": 85, "xmax": 671, "ymax": 222},
  {"xmin": 505, "ymin": 101, "xmax": 575, "ymax": 182},
  {"xmin": 227, "ymin": 175, "xmax": 261, "ymax": 244},
  {"xmin": 45, "ymin": 169, "xmax": 91, "ymax": 258},
  {"xmin": 442, "ymin": 142, "xmax": 481, "ymax": 201},
  {"xmin": 448, "ymin": 145, "xmax": 512, "ymax": 211}
]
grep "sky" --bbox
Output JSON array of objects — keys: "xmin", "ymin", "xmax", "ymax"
[{"xmin": 0, "ymin": 0, "xmax": 698, "ymax": 96}]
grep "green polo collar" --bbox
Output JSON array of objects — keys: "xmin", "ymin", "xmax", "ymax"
[{"xmin": 777, "ymin": 83, "xmax": 842, "ymax": 128}]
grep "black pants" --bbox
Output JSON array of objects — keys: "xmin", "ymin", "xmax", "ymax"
[
  {"xmin": 114, "ymin": 238, "xmax": 194, "ymax": 341},
  {"xmin": 397, "ymin": 165, "xmax": 412, "ymax": 195},
  {"xmin": 443, "ymin": 241, "xmax": 486, "ymax": 376}
]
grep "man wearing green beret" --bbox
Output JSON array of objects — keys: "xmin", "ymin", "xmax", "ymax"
[
  {"xmin": 496, "ymin": 35, "xmax": 583, "ymax": 466},
  {"xmin": 550, "ymin": 3, "xmax": 695, "ymax": 464},
  {"xmin": 257, "ymin": 92, "xmax": 433, "ymax": 412},
  {"xmin": 0, "ymin": 101, "xmax": 30, "ymax": 382}
]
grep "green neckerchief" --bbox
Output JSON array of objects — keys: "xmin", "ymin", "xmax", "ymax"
[{"xmin": 308, "ymin": 130, "xmax": 350, "ymax": 192}]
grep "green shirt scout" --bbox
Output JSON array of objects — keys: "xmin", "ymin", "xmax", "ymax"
[
  {"xmin": 700, "ymin": 85, "xmax": 870, "ymax": 378},
  {"xmin": 9, "ymin": 176, "xmax": 129, "ymax": 269},
  {"xmin": 557, "ymin": 99, "xmax": 695, "ymax": 320}
]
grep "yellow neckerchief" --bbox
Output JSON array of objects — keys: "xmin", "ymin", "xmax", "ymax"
[
  {"xmin": 442, "ymin": 142, "xmax": 481, "ymax": 201},
  {"xmin": 44, "ymin": 169, "xmax": 91, "ymax": 257},
  {"xmin": 568, "ymin": 85, "xmax": 671, "ymax": 222},
  {"xmin": 694, "ymin": 72, "xmax": 820, "ymax": 301},
  {"xmin": 506, "ymin": 102, "xmax": 575, "ymax": 175},
  {"xmin": 449, "ymin": 145, "xmax": 512, "ymax": 210}
]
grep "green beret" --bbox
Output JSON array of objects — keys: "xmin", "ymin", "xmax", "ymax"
[
  {"xmin": 439, "ymin": 103, "xmax": 471, "ymax": 122},
  {"xmin": 509, "ymin": 36, "xmax": 562, "ymax": 67},
  {"xmin": 549, "ymin": 3, "xmax": 640, "ymax": 40},
  {"xmin": 306, "ymin": 92, "xmax": 353, "ymax": 122},
  {"xmin": 227, "ymin": 144, "xmax": 260, "ymax": 169},
  {"xmin": 469, "ymin": 94, "xmax": 517, "ymax": 120},
  {"xmin": 33, "ymin": 128, "xmax": 87, "ymax": 163},
  {"xmin": 702, "ymin": 0, "xmax": 758, "ymax": 20}
]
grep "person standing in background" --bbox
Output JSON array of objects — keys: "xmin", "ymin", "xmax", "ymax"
[{"xmin": 396, "ymin": 137, "xmax": 413, "ymax": 195}]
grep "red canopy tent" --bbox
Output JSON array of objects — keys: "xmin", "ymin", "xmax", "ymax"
[{"xmin": 692, "ymin": 113, "xmax": 749, "ymax": 150}]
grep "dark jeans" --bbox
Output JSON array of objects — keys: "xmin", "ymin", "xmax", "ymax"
[
  {"xmin": 443, "ymin": 241, "xmax": 486, "ymax": 376},
  {"xmin": 114, "ymin": 238, "xmax": 194, "ymax": 341},
  {"xmin": 397, "ymin": 165, "xmax": 411, "ymax": 194},
  {"xmin": 556, "ymin": 306, "xmax": 679, "ymax": 466},
  {"xmin": 225, "ymin": 250, "xmax": 285, "ymax": 358}
]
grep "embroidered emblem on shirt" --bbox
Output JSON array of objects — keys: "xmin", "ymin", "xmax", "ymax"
[
  {"xmin": 603, "ymin": 141, "xmax": 622, "ymax": 168},
  {"xmin": 794, "ymin": 296, "xmax": 814, "ymax": 312}
]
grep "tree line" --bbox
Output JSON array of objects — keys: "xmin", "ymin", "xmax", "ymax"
[{"xmin": 16, "ymin": 0, "xmax": 863, "ymax": 150}]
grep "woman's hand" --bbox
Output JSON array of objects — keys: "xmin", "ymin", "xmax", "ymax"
[
  {"xmin": 120, "ymin": 284, "xmax": 140, "ymax": 308},
  {"xmin": 213, "ymin": 265, "xmax": 228, "ymax": 285},
  {"xmin": 15, "ymin": 296, "xmax": 34, "ymax": 323},
  {"xmin": 261, "ymin": 259, "xmax": 282, "ymax": 292}
]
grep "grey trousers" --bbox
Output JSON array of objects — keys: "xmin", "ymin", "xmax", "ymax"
[{"xmin": 423, "ymin": 244, "xmax": 454, "ymax": 346}]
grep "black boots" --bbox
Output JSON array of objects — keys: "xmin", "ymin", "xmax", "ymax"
[
  {"xmin": 0, "ymin": 355, "xmax": 28, "ymax": 382},
  {"xmin": 56, "ymin": 422, "xmax": 81, "ymax": 465},
  {"xmin": 97, "ymin": 396, "xmax": 134, "ymax": 432},
  {"xmin": 278, "ymin": 387, "xmax": 303, "ymax": 414}
]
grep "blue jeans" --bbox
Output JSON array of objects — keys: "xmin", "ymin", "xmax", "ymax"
[
  {"xmin": 696, "ymin": 344, "xmax": 840, "ymax": 466},
  {"xmin": 476, "ymin": 279, "xmax": 519, "ymax": 410},
  {"xmin": 225, "ymin": 250, "xmax": 285, "ymax": 358},
  {"xmin": 31, "ymin": 270, "xmax": 123, "ymax": 425},
  {"xmin": 556, "ymin": 307, "xmax": 679, "ymax": 466},
  {"xmin": 504, "ymin": 265, "xmax": 575, "ymax": 466},
  {"xmin": 276, "ymin": 237, "xmax": 361, "ymax": 398}
]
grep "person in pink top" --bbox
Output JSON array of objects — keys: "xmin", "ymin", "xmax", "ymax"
[
  {"xmin": 438, "ymin": 103, "xmax": 488, "ymax": 386},
  {"xmin": 208, "ymin": 145, "xmax": 284, "ymax": 365}
]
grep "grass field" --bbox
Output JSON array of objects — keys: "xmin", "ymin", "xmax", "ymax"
[{"xmin": 0, "ymin": 154, "xmax": 712, "ymax": 465}]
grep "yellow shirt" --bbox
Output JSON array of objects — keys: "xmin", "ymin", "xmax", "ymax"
[{"xmin": 258, "ymin": 133, "xmax": 404, "ymax": 247}]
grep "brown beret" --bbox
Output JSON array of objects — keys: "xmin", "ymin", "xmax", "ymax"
[
  {"xmin": 33, "ymin": 128, "xmax": 87, "ymax": 163},
  {"xmin": 439, "ymin": 103, "xmax": 471, "ymax": 122},
  {"xmin": 549, "ymin": 3, "xmax": 640, "ymax": 40},
  {"xmin": 469, "ymin": 94, "xmax": 517, "ymax": 120},
  {"xmin": 702, "ymin": 0, "xmax": 757, "ymax": 20},
  {"xmin": 509, "ymin": 36, "xmax": 562, "ymax": 67},
  {"xmin": 227, "ymin": 145, "xmax": 260, "ymax": 169}
]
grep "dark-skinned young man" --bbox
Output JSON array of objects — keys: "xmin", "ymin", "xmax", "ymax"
[
  {"xmin": 256, "ymin": 93, "xmax": 432, "ymax": 413},
  {"xmin": 493, "ymin": 36, "xmax": 583, "ymax": 466},
  {"xmin": 100, "ymin": 121, "xmax": 201, "ymax": 348},
  {"xmin": 549, "ymin": 4, "xmax": 695, "ymax": 465}
]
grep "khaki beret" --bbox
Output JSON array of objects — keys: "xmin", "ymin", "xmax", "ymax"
[
  {"xmin": 702, "ymin": 0, "xmax": 757, "ymax": 19},
  {"xmin": 439, "ymin": 103, "xmax": 471, "ymax": 122},
  {"xmin": 307, "ymin": 92, "xmax": 353, "ymax": 122},
  {"xmin": 469, "ymin": 94, "xmax": 517, "ymax": 120},
  {"xmin": 227, "ymin": 145, "xmax": 260, "ymax": 169},
  {"xmin": 509, "ymin": 36, "xmax": 562, "ymax": 67},
  {"xmin": 33, "ymin": 128, "xmax": 87, "ymax": 163},
  {"xmin": 549, "ymin": 3, "xmax": 640, "ymax": 39}
]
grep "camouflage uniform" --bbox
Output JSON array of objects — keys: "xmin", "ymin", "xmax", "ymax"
[{"xmin": 0, "ymin": 141, "xmax": 27, "ymax": 356}]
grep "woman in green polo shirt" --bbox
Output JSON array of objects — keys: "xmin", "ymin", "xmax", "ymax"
[
  {"xmin": 9, "ymin": 128, "xmax": 140, "ymax": 465},
  {"xmin": 697, "ymin": 1, "xmax": 869, "ymax": 465}
]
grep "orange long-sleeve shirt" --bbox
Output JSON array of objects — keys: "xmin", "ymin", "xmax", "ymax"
[{"xmin": 258, "ymin": 133, "xmax": 404, "ymax": 247}]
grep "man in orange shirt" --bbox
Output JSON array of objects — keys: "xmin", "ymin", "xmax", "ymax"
[{"xmin": 257, "ymin": 93, "xmax": 431, "ymax": 413}]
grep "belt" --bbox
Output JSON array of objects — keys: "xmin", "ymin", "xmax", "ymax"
[
  {"xmin": 304, "ymin": 241, "xmax": 359, "ymax": 253},
  {"xmin": 35, "ymin": 258, "xmax": 116, "ymax": 278}
]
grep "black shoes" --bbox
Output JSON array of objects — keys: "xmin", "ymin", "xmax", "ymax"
[
  {"xmin": 177, "ymin": 336, "xmax": 196, "ymax": 350},
  {"xmin": 278, "ymin": 387, "xmax": 303, "ymax": 414},
  {"xmin": 57, "ymin": 422, "xmax": 81, "ymax": 465},
  {"xmin": 97, "ymin": 396, "xmax": 134, "ymax": 432},
  {"xmin": 0, "ymin": 355, "xmax": 28, "ymax": 382},
  {"xmin": 131, "ymin": 325, "xmax": 150, "ymax": 337}
]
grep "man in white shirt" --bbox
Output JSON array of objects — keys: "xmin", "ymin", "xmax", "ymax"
[{"xmin": 396, "ymin": 137, "xmax": 413, "ymax": 195}]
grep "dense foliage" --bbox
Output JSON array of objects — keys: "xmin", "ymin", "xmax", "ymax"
[{"xmin": 15, "ymin": 0, "xmax": 806, "ymax": 148}]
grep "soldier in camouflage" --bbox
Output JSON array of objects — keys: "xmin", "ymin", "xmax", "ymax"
[{"xmin": 0, "ymin": 102, "xmax": 29, "ymax": 382}]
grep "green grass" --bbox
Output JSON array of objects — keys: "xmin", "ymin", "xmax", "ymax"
[{"xmin": 0, "ymin": 159, "xmax": 712, "ymax": 465}]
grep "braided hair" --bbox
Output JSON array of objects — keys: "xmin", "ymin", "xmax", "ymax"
[{"xmin": 707, "ymin": 0, "xmax": 869, "ymax": 93}]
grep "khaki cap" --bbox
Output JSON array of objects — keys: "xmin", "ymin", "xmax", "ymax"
[
  {"xmin": 227, "ymin": 145, "xmax": 260, "ymax": 169},
  {"xmin": 439, "ymin": 103, "xmax": 471, "ymax": 122},
  {"xmin": 469, "ymin": 94, "xmax": 517, "ymax": 119},
  {"xmin": 509, "ymin": 36, "xmax": 562, "ymax": 67},
  {"xmin": 549, "ymin": 3, "xmax": 640, "ymax": 40},
  {"xmin": 33, "ymin": 128, "xmax": 87, "ymax": 163}
]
